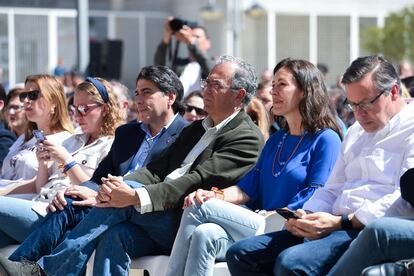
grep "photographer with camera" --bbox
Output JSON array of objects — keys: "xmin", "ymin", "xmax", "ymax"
[{"xmin": 154, "ymin": 17, "xmax": 214, "ymax": 97}]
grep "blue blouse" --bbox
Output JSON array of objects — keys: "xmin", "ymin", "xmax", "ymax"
[{"xmin": 237, "ymin": 128, "xmax": 341, "ymax": 211}]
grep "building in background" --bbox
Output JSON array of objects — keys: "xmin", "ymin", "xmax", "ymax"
[{"xmin": 0, "ymin": 0, "xmax": 413, "ymax": 89}]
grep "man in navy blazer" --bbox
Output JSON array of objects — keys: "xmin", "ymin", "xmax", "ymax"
[{"xmin": 7, "ymin": 65, "xmax": 188, "ymax": 261}]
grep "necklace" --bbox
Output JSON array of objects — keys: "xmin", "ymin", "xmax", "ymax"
[{"xmin": 272, "ymin": 132, "xmax": 306, "ymax": 177}]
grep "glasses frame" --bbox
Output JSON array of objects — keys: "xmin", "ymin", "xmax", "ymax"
[
  {"xmin": 345, "ymin": 90, "xmax": 387, "ymax": 112},
  {"xmin": 6, "ymin": 104, "xmax": 25, "ymax": 112},
  {"xmin": 200, "ymin": 78, "xmax": 235, "ymax": 91},
  {"xmin": 19, "ymin": 90, "xmax": 41, "ymax": 102},
  {"xmin": 70, "ymin": 103, "xmax": 101, "ymax": 116}
]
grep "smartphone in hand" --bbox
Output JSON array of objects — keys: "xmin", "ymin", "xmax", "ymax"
[
  {"xmin": 33, "ymin": 130, "xmax": 46, "ymax": 142},
  {"xmin": 275, "ymin": 208, "xmax": 301, "ymax": 219}
]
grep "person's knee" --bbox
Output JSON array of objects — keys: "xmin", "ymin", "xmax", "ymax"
[
  {"xmin": 192, "ymin": 224, "xmax": 228, "ymax": 253},
  {"xmin": 226, "ymin": 240, "xmax": 244, "ymax": 266},
  {"xmin": 274, "ymin": 249, "xmax": 297, "ymax": 275}
]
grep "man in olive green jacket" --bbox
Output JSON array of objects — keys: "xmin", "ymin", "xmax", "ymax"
[{"xmin": 0, "ymin": 55, "xmax": 264, "ymax": 276}]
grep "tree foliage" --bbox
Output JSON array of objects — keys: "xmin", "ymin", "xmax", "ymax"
[{"xmin": 362, "ymin": 7, "xmax": 414, "ymax": 63}]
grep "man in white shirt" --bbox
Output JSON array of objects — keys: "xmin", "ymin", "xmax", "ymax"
[
  {"xmin": 0, "ymin": 55, "xmax": 264, "ymax": 276},
  {"xmin": 226, "ymin": 55, "xmax": 414, "ymax": 276}
]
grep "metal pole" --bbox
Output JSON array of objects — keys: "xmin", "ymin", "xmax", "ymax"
[{"xmin": 77, "ymin": 0, "xmax": 89, "ymax": 74}]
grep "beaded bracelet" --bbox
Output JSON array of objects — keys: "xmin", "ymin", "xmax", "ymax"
[{"xmin": 62, "ymin": 160, "xmax": 78, "ymax": 175}]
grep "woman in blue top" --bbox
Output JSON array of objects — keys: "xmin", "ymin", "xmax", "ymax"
[{"xmin": 165, "ymin": 58, "xmax": 343, "ymax": 276}]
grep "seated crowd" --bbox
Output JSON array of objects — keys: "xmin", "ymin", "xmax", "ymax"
[{"xmin": 0, "ymin": 53, "xmax": 413, "ymax": 276}]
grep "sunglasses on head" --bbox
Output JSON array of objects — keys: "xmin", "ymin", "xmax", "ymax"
[
  {"xmin": 19, "ymin": 90, "xmax": 41, "ymax": 102},
  {"xmin": 70, "ymin": 103, "xmax": 101, "ymax": 116},
  {"xmin": 184, "ymin": 104, "xmax": 207, "ymax": 116}
]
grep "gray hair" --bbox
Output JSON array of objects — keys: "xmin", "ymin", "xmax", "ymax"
[
  {"xmin": 215, "ymin": 55, "xmax": 258, "ymax": 105},
  {"xmin": 341, "ymin": 55, "xmax": 401, "ymax": 96}
]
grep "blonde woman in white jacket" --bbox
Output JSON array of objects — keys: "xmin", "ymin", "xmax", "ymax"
[{"xmin": 0, "ymin": 77, "xmax": 123, "ymax": 248}]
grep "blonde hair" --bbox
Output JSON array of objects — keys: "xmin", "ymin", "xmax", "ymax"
[
  {"xmin": 24, "ymin": 74, "xmax": 74, "ymax": 141},
  {"xmin": 75, "ymin": 77, "xmax": 123, "ymax": 136},
  {"xmin": 246, "ymin": 98, "xmax": 270, "ymax": 140}
]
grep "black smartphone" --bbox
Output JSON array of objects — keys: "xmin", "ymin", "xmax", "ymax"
[
  {"xmin": 275, "ymin": 208, "xmax": 301, "ymax": 219},
  {"xmin": 33, "ymin": 130, "xmax": 46, "ymax": 142}
]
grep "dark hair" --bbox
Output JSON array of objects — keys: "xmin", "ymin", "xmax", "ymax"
[
  {"xmin": 273, "ymin": 58, "xmax": 343, "ymax": 139},
  {"xmin": 184, "ymin": 90, "xmax": 203, "ymax": 103},
  {"xmin": 341, "ymin": 55, "xmax": 401, "ymax": 96},
  {"xmin": 193, "ymin": 26, "xmax": 209, "ymax": 39},
  {"xmin": 136, "ymin": 65, "xmax": 183, "ymax": 113},
  {"xmin": 402, "ymin": 76, "xmax": 414, "ymax": 97},
  {"xmin": 216, "ymin": 55, "xmax": 258, "ymax": 105},
  {"xmin": 0, "ymin": 84, "xmax": 5, "ymax": 121},
  {"xmin": 0, "ymin": 84, "xmax": 6, "ymax": 103},
  {"xmin": 6, "ymin": 87, "xmax": 24, "ymax": 106},
  {"xmin": 317, "ymin": 63, "xmax": 329, "ymax": 75}
]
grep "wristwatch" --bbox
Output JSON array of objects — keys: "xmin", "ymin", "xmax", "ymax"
[{"xmin": 341, "ymin": 214, "xmax": 353, "ymax": 230}]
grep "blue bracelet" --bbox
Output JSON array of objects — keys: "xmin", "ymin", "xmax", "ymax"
[{"xmin": 63, "ymin": 161, "xmax": 78, "ymax": 174}]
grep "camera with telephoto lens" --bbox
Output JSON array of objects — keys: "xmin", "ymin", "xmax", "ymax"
[{"xmin": 169, "ymin": 18, "xmax": 198, "ymax": 32}]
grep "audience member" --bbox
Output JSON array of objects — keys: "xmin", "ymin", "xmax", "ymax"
[
  {"xmin": 0, "ymin": 84, "xmax": 16, "ymax": 167},
  {"xmin": 255, "ymin": 80, "xmax": 273, "ymax": 112},
  {"xmin": 4, "ymin": 65, "xmax": 188, "ymax": 265},
  {"xmin": 246, "ymin": 98, "xmax": 270, "ymax": 140},
  {"xmin": 402, "ymin": 76, "xmax": 414, "ymax": 97},
  {"xmin": 317, "ymin": 63, "xmax": 329, "ymax": 80},
  {"xmin": 0, "ymin": 77, "xmax": 123, "ymax": 248},
  {"xmin": 0, "ymin": 75, "xmax": 73, "ymax": 195},
  {"xmin": 399, "ymin": 59, "xmax": 414, "ymax": 79},
  {"xmin": 260, "ymin": 69, "xmax": 273, "ymax": 82},
  {"xmin": 110, "ymin": 81, "xmax": 131, "ymax": 123},
  {"xmin": 326, "ymin": 167, "xmax": 414, "ymax": 275},
  {"xmin": 53, "ymin": 57, "xmax": 66, "ymax": 77},
  {"xmin": 226, "ymin": 55, "xmax": 414, "ymax": 275},
  {"xmin": 166, "ymin": 58, "xmax": 342, "ymax": 276},
  {"xmin": 154, "ymin": 17, "xmax": 214, "ymax": 97},
  {"xmin": 183, "ymin": 90, "xmax": 206, "ymax": 122},
  {"xmin": 5, "ymin": 88, "xmax": 27, "ymax": 137},
  {"xmin": 0, "ymin": 55, "xmax": 264, "ymax": 276},
  {"xmin": 329, "ymin": 87, "xmax": 355, "ymax": 128}
]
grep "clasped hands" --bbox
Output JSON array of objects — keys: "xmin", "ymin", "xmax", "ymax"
[
  {"xmin": 284, "ymin": 209, "xmax": 341, "ymax": 240},
  {"xmin": 47, "ymin": 174, "xmax": 139, "ymax": 212},
  {"xmin": 183, "ymin": 188, "xmax": 221, "ymax": 209},
  {"xmin": 96, "ymin": 174, "xmax": 140, "ymax": 208}
]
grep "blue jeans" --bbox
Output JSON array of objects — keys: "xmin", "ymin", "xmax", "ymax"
[
  {"xmin": 93, "ymin": 221, "xmax": 169, "ymax": 275},
  {"xmin": 328, "ymin": 217, "xmax": 414, "ymax": 275},
  {"xmin": 35, "ymin": 201, "xmax": 179, "ymax": 275},
  {"xmin": 9, "ymin": 197, "xmax": 92, "ymax": 262},
  {"xmin": 166, "ymin": 199, "xmax": 265, "ymax": 276},
  {"xmin": 0, "ymin": 195, "xmax": 45, "ymax": 248},
  {"xmin": 226, "ymin": 229, "xmax": 360, "ymax": 276}
]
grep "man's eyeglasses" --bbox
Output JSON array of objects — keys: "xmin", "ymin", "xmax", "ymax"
[
  {"xmin": 345, "ymin": 90, "xmax": 386, "ymax": 112},
  {"xmin": 184, "ymin": 104, "xmax": 207, "ymax": 116},
  {"xmin": 6, "ymin": 104, "xmax": 25, "ymax": 112},
  {"xmin": 70, "ymin": 103, "xmax": 101, "ymax": 116},
  {"xmin": 200, "ymin": 79, "xmax": 232, "ymax": 91},
  {"xmin": 19, "ymin": 90, "xmax": 41, "ymax": 102}
]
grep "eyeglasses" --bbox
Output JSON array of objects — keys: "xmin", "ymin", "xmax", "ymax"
[
  {"xmin": 200, "ymin": 79, "xmax": 232, "ymax": 91},
  {"xmin": 184, "ymin": 104, "xmax": 207, "ymax": 116},
  {"xmin": 6, "ymin": 104, "xmax": 25, "ymax": 112},
  {"xmin": 345, "ymin": 90, "xmax": 386, "ymax": 112},
  {"xmin": 70, "ymin": 103, "xmax": 101, "ymax": 116},
  {"xmin": 19, "ymin": 90, "xmax": 41, "ymax": 102}
]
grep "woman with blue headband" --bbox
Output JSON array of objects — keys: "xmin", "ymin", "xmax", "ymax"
[{"xmin": 0, "ymin": 77, "xmax": 123, "ymax": 248}]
